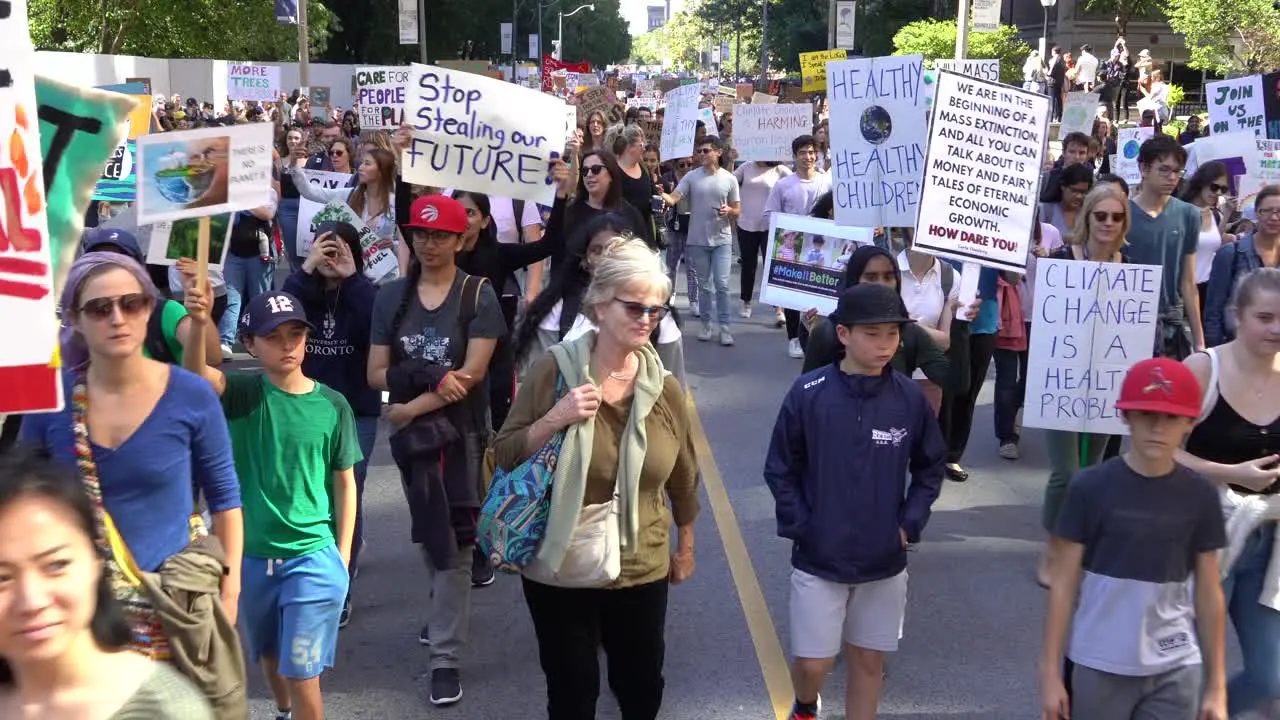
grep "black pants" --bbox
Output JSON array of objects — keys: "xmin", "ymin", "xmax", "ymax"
[
  {"xmin": 489, "ymin": 336, "xmax": 516, "ymax": 432},
  {"xmin": 522, "ymin": 577, "xmax": 669, "ymax": 720},
  {"xmin": 940, "ymin": 331, "xmax": 998, "ymax": 465},
  {"xmin": 1048, "ymin": 81, "xmax": 1063, "ymax": 121},
  {"xmin": 1114, "ymin": 86, "xmax": 1131, "ymax": 122},
  {"xmin": 992, "ymin": 338, "xmax": 1029, "ymax": 445},
  {"xmin": 738, "ymin": 229, "xmax": 768, "ymax": 303}
]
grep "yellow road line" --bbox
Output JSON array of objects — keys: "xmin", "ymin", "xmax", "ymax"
[{"xmin": 686, "ymin": 394, "xmax": 793, "ymax": 720}]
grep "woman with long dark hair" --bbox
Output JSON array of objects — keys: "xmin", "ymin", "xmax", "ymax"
[
  {"xmin": 606, "ymin": 123, "xmax": 658, "ymax": 246},
  {"xmin": 581, "ymin": 111, "xmax": 608, "ymax": 155},
  {"xmin": 1178, "ymin": 160, "xmax": 1234, "ymax": 312}
]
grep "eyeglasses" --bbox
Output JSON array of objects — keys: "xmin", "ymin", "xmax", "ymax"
[
  {"xmin": 1148, "ymin": 165, "xmax": 1185, "ymax": 178},
  {"xmin": 1208, "ymin": 182, "xmax": 1228, "ymax": 194},
  {"xmin": 696, "ymin": 148, "xmax": 716, "ymax": 155},
  {"xmin": 77, "ymin": 293, "xmax": 151, "ymax": 320},
  {"xmin": 413, "ymin": 230, "xmax": 458, "ymax": 246},
  {"xmin": 1065, "ymin": 185, "xmax": 1091, "ymax": 196},
  {"xmin": 1258, "ymin": 207, "xmax": 1280, "ymax": 218},
  {"xmin": 581, "ymin": 165, "xmax": 607, "ymax": 177},
  {"xmin": 613, "ymin": 298, "xmax": 668, "ymax": 322},
  {"xmin": 1092, "ymin": 210, "xmax": 1126, "ymax": 224},
  {"xmin": 330, "ymin": 149, "xmax": 346, "ymax": 157}
]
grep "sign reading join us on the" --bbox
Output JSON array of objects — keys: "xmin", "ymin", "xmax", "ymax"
[{"xmin": 403, "ymin": 63, "xmax": 567, "ymax": 205}]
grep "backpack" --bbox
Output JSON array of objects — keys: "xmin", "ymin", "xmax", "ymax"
[
  {"xmin": 145, "ymin": 302, "xmax": 177, "ymax": 364},
  {"xmin": 940, "ymin": 262, "xmax": 954, "ymax": 300}
]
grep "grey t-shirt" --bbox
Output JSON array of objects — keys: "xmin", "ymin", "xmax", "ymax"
[
  {"xmin": 1126, "ymin": 197, "xmax": 1200, "ymax": 314},
  {"xmin": 1055, "ymin": 457, "xmax": 1225, "ymax": 676},
  {"xmin": 111, "ymin": 663, "xmax": 213, "ymax": 719},
  {"xmin": 675, "ymin": 166, "xmax": 740, "ymax": 247}
]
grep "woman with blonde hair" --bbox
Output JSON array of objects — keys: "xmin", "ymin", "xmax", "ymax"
[{"xmin": 492, "ymin": 236, "xmax": 699, "ymax": 720}]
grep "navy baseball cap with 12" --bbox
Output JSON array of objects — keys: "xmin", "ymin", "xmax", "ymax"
[{"xmin": 239, "ymin": 291, "xmax": 315, "ymax": 337}]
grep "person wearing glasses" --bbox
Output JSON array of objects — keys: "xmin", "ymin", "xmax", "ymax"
[
  {"xmin": 549, "ymin": 150, "xmax": 646, "ymax": 277},
  {"xmin": 1040, "ymin": 164, "xmax": 1095, "ymax": 241},
  {"xmin": 1178, "ymin": 161, "xmax": 1235, "ymax": 314},
  {"xmin": 492, "ymin": 236, "xmax": 699, "ymax": 720},
  {"xmin": 659, "ymin": 154, "xmax": 700, "ymax": 317},
  {"xmin": 1127, "ymin": 134, "xmax": 1206, "ymax": 359},
  {"xmin": 1204, "ymin": 186, "xmax": 1280, "ymax": 346}
]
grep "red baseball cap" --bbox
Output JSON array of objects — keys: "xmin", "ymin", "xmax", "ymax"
[
  {"xmin": 405, "ymin": 195, "xmax": 469, "ymax": 234},
  {"xmin": 1114, "ymin": 357, "xmax": 1202, "ymax": 419}
]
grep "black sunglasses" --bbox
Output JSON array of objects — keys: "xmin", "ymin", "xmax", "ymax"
[
  {"xmin": 613, "ymin": 298, "xmax": 668, "ymax": 322},
  {"xmin": 696, "ymin": 148, "xmax": 716, "ymax": 154},
  {"xmin": 1092, "ymin": 210, "xmax": 1125, "ymax": 224},
  {"xmin": 78, "ymin": 293, "xmax": 151, "ymax": 320},
  {"xmin": 1208, "ymin": 182, "xmax": 1228, "ymax": 194},
  {"xmin": 581, "ymin": 165, "xmax": 607, "ymax": 177},
  {"xmin": 676, "ymin": 161, "xmax": 691, "ymax": 169}
]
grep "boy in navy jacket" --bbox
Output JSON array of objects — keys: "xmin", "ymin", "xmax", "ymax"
[{"xmin": 765, "ymin": 283, "xmax": 946, "ymax": 720}]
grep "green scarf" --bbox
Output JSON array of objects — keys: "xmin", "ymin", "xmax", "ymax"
[{"xmin": 537, "ymin": 331, "xmax": 667, "ymax": 573}]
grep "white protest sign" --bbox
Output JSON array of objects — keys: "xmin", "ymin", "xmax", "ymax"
[
  {"xmin": 1059, "ymin": 92, "xmax": 1099, "ymax": 140},
  {"xmin": 627, "ymin": 97, "xmax": 658, "ymax": 111},
  {"xmin": 758, "ymin": 213, "xmax": 874, "ymax": 314},
  {"xmin": 135, "ymin": 123, "xmax": 274, "ymax": 224},
  {"xmin": 1195, "ymin": 131, "xmax": 1263, "ymax": 196},
  {"xmin": 698, "ymin": 106, "xmax": 718, "ymax": 136},
  {"xmin": 733, "ymin": 103, "xmax": 813, "ymax": 162},
  {"xmin": 1207, "ymin": 75, "xmax": 1266, "ymax": 137},
  {"xmin": 827, "ymin": 55, "xmax": 928, "ymax": 228},
  {"xmin": 752, "ymin": 91, "xmax": 779, "ymax": 105},
  {"xmin": 403, "ymin": 63, "xmax": 566, "ymax": 205},
  {"xmin": 912, "ymin": 71, "xmax": 1049, "ymax": 272},
  {"xmin": 660, "ymin": 84, "xmax": 701, "ymax": 161},
  {"xmin": 1115, "ymin": 126, "xmax": 1154, "ymax": 185},
  {"xmin": 146, "ymin": 213, "xmax": 234, "ymax": 269},
  {"xmin": 295, "ymin": 170, "xmax": 356, "ymax": 254},
  {"xmin": 227, "ymin": 63, "xmax": 281, "ymax": 102},
  {"xmin": 356, "ymin": 66, "xmax": 410, "ymax": 129},
  {"xmin": 933, "ymin": 59, "xmax": 1000, "ymax": 83},
  {"xmin": 307, "ymin": 201, "xmax": 401, "ymax": 283},
  {"xmin": 1022, "ymin": 259, "xmax": 1162, "ymax": 436}
]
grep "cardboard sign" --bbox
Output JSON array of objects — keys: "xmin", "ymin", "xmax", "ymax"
[
  {"xmin": 713, "ymin": 96, "xmax": 735, "ymax": 114},
  {"xmin": 800, "ymin": 50, "xmax": 846, "ymax": 92},
  {"xmin": 295, "ymin": 169, "xmax": 358, "ymax": 254},
  {"xmin": 1116, "ymin": 126, "xmax": 1155, "ymax": 185},
  {"xmin": 827, "ymin": 54, "xmax": 927, "ymax": 228},
  {"xmin": 146, "ymin": 213, "xmax": 233, "ymax": 269},
  {"xmin": 227, "ymin": 63, "xmax": 281, "ymax": 102},
  {"xmin": 308, "ymin": 201, "xmax": 401, "ymax": 283},
  {"xmin": 736, "ymin": 83, "xmax": 755, "ymax": 100},
  {"xmin": 1207, "ymin": 75, "xmax": 1265, "ymax": 137},
  {"xmin": 1058, "ymin": 92, "xmax": 1099, "ymax": 140},
  {"xmin": 1022, "ymin": 259, "xmax": 1162, "ymax": 436},
  {"xmin": 577, "ymin": 84, "xmax": 625, "ymax": 127},
  {"xmin": 357, "ymin": 66, "xmax": 410, "ymax": 129},
  {"xmin": 660, "ymin": 84, "xmax": 701, "ymax": 162},
  {"xmin": 758, "ymin": 213, "xmax": 873, "ymax": 314},
  {"xmin": 752, "ymin": 91, "xmax": 778, "ymax": 105},
  {"xmin": 912, "ymin": 71, "xmax": 1049, "ymax": 272},
  {"xmin": 403, "ymin": 63, "xmax": 565, "ymax": 205},
  {"xmin": 733, "ymin": 103, "xmax": 814, "ymax": 162},
  {"xmin": 135, "ymin": 123, "xmax": 275, "ymax": 224}
]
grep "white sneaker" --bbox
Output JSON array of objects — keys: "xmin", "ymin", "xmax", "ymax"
[
  {"xmin": 788, "ymin": 338, "xmax": 803, "ymax": 358},
  {"xmin": 739, "ymin": 302, "xmax": 752, "ymax": 319},
  {"xmin": 698, "ymin": 324, "xmax": 715, "ymax": 342},
  {"xmin": 220, "ymin": 344, "xmax": 234, "ymax": 361},
  {"xmin": 690, "ymin": 300, "xmax": 700, "ymax": 317},
  {"xmin": 719, "ymin": 329, "xmax": 735, "ymax": 346}
]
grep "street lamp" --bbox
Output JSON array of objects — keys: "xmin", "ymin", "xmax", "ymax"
[
  {"xmin": 1040, "ymin": 0, "xmax": 1057, "ymax": 58},
  {"xmin": 557, "ymin": 3, "xmax": 595, "ymax": 61}
]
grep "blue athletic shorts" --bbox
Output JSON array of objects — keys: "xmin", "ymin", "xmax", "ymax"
[{"xmin": 240, "ymin": 544, "xmax": 348, "ymax": 679}]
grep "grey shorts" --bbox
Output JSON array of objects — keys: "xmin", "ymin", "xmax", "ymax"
[
  {"xmin": 789, "ymin": 568, "xmax": 908, "ymax": 658},
  {"xmin": 1071, "ymin": 662, "xmax": 1202, "ymax": 720}
]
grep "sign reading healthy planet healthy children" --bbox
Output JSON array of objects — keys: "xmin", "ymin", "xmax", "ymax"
[
  {"xmin": 403, "ymin": 63, "xmax": 567, "ymax": 205},
  {"xmin": 758, "ymin": 213, "xmax": 873, "ymax": 314},
  {"xmin": 357, "ymin": 67, "xmax": 411, "ymax": 129},
  {"xmin": 1023, "ymin": 259, "xmax": 1162, "ymax": 436},
  {"xmin": 227, "ymin": 63, "xmax": 282, "ymax": 103},
  {"xmin": 1207, "ymin": 75, "xmax": 1266, "ymax": 137},
  {"xmin": 660, "ymin": 83, "xmax": 701, "ymax": 161},
  {"xmin": 134, "ymin": 122, "xmax": 275, "ymax": 224},
  {"xmin": 912, "ymin": 70, "xmax": 1049, "ymax": 272},
  {"xmin": 733, "ymin": 103, "xmax": 814, "ymax": 162},
  {"xmin": 827, "ymin": 54, "xmax": 928, "ymax": 228}
]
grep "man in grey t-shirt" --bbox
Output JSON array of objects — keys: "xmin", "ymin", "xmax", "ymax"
[{"xmin": 661, "ymin": 135, "xmax": 741, "ymax": 346}]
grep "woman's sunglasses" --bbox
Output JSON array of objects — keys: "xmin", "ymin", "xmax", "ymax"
[
  {"xmin": 330, "ymin": 149, "xmax": 347, "ymax": 157},
  {"xmin": 1208, "ymin": 182, "xmax": 1228, "ymax": 194},
  {"xmin": 581, "ymin": 165, "xmax": 607, "ymax": 177},
  {"xmin": 1092, "ymin": 210, "xmax": 1125, "ymax": 224},
  {"xmin": 613, "ymin": 298, "xmax": 668, "ymax": 322},
  {"xmin": 78, "ymin": 293, "xmax": 150, "ymax": 320}
]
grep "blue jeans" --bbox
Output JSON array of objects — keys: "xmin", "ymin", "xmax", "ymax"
[
  {"xmin": 1224, "ymin": 523, "xmax": 1280, "ymax": 714},
  {"xmin": 349, "ymin": 415, "xmax": 380, "ymax": 581},
  {"xmin": 665, "ymin": 227, "xmax": 700, "ymax": 304},
  {"xmin": 222, "ymin": 254, "xmax": 275, "ymax": 346},
  {"xmin": 686, "ymin": 243, "xmax": 732, "ymax": 328},
  {"xmin": 277, "ymin": 198, "xmax": 303, "ymax": 274}
]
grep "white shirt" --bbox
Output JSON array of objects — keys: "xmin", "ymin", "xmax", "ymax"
[
  {"xmin": 1075, "ymin": 51, "xmax": 1099, "ymax": 84},
  {"xmin": 897, "ymin": 250, "xmax": 958, "ymax": 380},
  {"xmin": 1194, "ymin": 211, "xmax": 1221, "ymax": 284},
  {"xmin": 441, "ymin": 191, "xmax": 543, "ymax": 244}
]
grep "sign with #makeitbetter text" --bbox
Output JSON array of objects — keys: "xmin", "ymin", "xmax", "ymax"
[
  {"xmin": 1023, "ymin": 259, "xmax": 1162, "ymax": 436},
  {"xmin": 759, "ymin": 213, "xmax": 873, "ymax": 314}
]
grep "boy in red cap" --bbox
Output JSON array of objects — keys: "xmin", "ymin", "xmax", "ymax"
[{"xmin": 1040, "ymin": 357, "xmax": 1227, "ymax": 720}]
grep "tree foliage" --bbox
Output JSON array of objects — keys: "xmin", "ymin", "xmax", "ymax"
[
  {"xmin": 1165, "ymin": 0, "xmax": 1280, "ymax": 75},
  {"xmin": 632, "ymin": 11, "xmax": 715, "ymax": 72},
  {"xmin": 892, "ymin": 19, "xmax": 1032, "ymax": 85},
  {"xmin": 28, "ymin": 0, "xmax": 337, "ymax": 60},
  {"xmin": 1076, "ymin": 0, "xmax": 1164, "ymax": 38},
  {"xmin": 762, "ymin": 0, "xmax": 827, "ymax": 73}
]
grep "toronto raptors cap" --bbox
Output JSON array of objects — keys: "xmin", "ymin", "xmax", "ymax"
[
  {"xmin": 239, "ymin": 291, "xmax": 315, "ymax": 338},
  {"xmin": 405, "ymin": 195, "xmax": 469, "ymax": 234}
]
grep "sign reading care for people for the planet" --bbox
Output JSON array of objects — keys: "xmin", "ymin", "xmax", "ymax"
[
  {"xmin": 404, "ymin": 63, "xmax": 565, "ymax": 205},
  {"xmin": 1023, "ymin": 259, "xmax": 1162, "ymax": 436},
  {"xmin": 827, "ymin": 54, "xmax": 927, "ymax": 228},
  {"xmin": 1207, "ymin": 75, "xmax": 1265, "ymax": 137},
  {"xmin": 357, "ymin": 66, "xmax": 410, "ymax": 129},
  {"xmin": 135, "ymin": 123, "xmax": 275, "ymax": 224},
  {"xmin": 660, "ymin": 83, "xmax": 701, "ymax": 161},
  {"xmin": 733, "ymin": 103, "xmax": 814, "ymax": 162},
  {"xmin": 227, "ymin": 63, "xmax": 281, "ymax": 102},
  {"xmin": 912, "ymin": 70, "xmax": 1049, "ymax": 272},
  {"xmin": 758, "ymin": 213, "xmax": 873, "ymax": 314}
]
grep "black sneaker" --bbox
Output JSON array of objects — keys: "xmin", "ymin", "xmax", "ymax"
[
  {"xmin": 471, "ymin": 546, "xmax": 495, "ymax": 588},
  {"xmin": 430, "ymin": 667, "xmax": 463, "ymax": 706},
  {"xmin": 338, "ymin": 596, "xmax": 351, "ymax": 629},
  {"xmin": 418, "ymin": 624, "xmax": 431, "ymax": 646}
]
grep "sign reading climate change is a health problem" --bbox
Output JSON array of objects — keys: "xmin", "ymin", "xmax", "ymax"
[
  {"xmin": 912, "ymin": 70, "xmax": 1049, "ymax": 272},
  {"xmin": 403, "ymin": 63, "xmax": 566, "ymax": 205}
]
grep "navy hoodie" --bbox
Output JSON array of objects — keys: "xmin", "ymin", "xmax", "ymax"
[
  {"xmin": 764, "ymin": 363, "xmax": 946, "ymax": 585},
  {"xmin": 282, "ymin": 270, "xmax": 381, "ymax": 417}
]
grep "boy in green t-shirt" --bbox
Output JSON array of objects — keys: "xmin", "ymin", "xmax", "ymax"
[{"xmin": 183, "ymin": 284, "xmax": 359, "ymax": 720}]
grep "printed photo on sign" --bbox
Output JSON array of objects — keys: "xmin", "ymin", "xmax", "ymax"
[
  {"xmin": 827, "ymin": 54, "xmax": 928, "ymax": 228},
  {"xmin": 912, "ymin": 70, "xmax": 1049, "ymax": 272},
  {"xmin": 135, "ymin": 123, "xmax": 274, "ymax": 224},
  {"xmin": 145, "ymin": 213, "xmax": 233, "ymax": 269},
  {"xmin": 758, "ymin": 213, "xmax": 872, "ymax": 314},
  {"xmin": 1022, "ymin": 259, "xmax": 1162, "ymax": 436}
]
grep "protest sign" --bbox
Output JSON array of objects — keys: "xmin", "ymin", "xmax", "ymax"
[
  {"xmin": 713, "ymin": 96, "xmax": 735, "ymax": 114},
  {"xmin": 827, "ymin": 54, "xmax": 928, "ymax": 228},
  {"xmin": 125, "ymin": 77, "xmax": 153, "ymax": 94},
  {"xmin": 736, "ymin": 83, "xmax": 755, "ymax": 100},
  {"xmin": 1115, "ymin": 126, "xmax": 1154, "ymax": 185},
  {"xmin": 94, "ymin": 140, "xmax": 136, "ymax": 202},
  {"xmin": 752, "ymin": 92, "xmax": 779, "ymax": 105},
  {"xmin": 308, "ymin": 201, "xmax": 401, "ymax": 283},
  {"xmin": 912, "ymin": 71, "xmax": 1048, "ymax": 272},
  {"xmin": 227, "ymin": 63, "xmax": 281, "ymax": 102},
  {"xmin": 541, "ymin": 56, "xmax": 591, "ymax": 93},
  {"xmin": 1238, "ymin": 139, "xmax": 1280, "ymax": 215},
  {"xmin": 577, "ymin": 84, "xmax": 625, "ymax": 127},
  {"xmin": 638, "ymin": 79, "xmax": 657, "ymax": 96},
  {"xmin": 628, "ymin": 97, "xmax": 658, "ymax": 111},
  {"xmin": 1194, "ymin": 130, "xmax": 1261, "ymax": 195},
  {"xmin": 933, "ymin": 59, "xmax": 1000, "ymax": 83},
  {"xmin": 1022, "ymin": 259, "xmax": 1162, "ymax": 436},
  {"xmin": 403, "ymin": 63, "xmax": 565, "ymax": 205},
  {"xmin": 698, "ymin": 106, "xmax": 718, "ymax": 136},
  {"xmin": 800, "ymin": 50, "xmax": 846, "ymax": 92},
  {"xmin": 135, "ymin": 123, "xmax": 274, "ymax": 224},
  {"xmin": 146, "ymin": 213, "xmax": 233, "ymax": 269},
  {"xmin": 1059, "ymin": 92, "xmax": 1099, "ymax": 140},
  {"xmin": 733, "ymin": 103, "xmax": 814, "ymax": 162},
  {"xmin": 660, "ymin": 84, "xmax": 701, "ymax": 162},
  {"xmin": 295, "ymin": 169, "xmax": 358, "ymax": 254},
  {"xmin": 758, "ymin": 214, "xmax": 873, "ymax": 314},
  {"xmin": 357, "ymin": 66, "xmax": 410, "ymax": 129},
  {"xmin": 1207, "ymin": 75, "xmax": 1265, "ymax": 137}
]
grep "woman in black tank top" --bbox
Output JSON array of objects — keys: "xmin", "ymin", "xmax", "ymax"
[{"xmin": 1180, "ymin": 266, "xmax": 1280, "ymax": 716}]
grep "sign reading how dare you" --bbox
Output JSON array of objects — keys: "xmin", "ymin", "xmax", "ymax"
[{"xmin": 404, "ymin": 63, "xmax": 565, "ymax": 204}]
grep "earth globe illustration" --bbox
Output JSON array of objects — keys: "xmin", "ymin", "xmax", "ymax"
[
  {"xmin": 154, "ymin": 148, "xmax": 217, "ymax": 205},
  {"xmin": 860, "ymin": 106, "xmax": 893, "ymax": 145},
  {"xmin": 1122, "ymin": 140, "xmax": 1141, "ymax": 159}
]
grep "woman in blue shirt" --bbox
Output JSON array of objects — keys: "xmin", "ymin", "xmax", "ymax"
[{"xmin": 20, "ymin": 253, "xmax": 243, "ymax": 632}]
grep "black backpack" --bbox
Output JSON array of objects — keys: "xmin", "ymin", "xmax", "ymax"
[{"xmin": 145, "ymin": 302, "xmax": 177, "ymax": 364}]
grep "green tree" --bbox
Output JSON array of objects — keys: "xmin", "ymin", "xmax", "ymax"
[
  {"xmin": 28, "ymin": 0, "xmax": 336, "ymax": 60},
  {"xmin": 855, "ymin": 0, "xmax": 931, "ymax": 57},
  {"xmin": 763, "ymin": 0, "xmax": 827, "ymax": 73},
  {"xmin": 891, "ymin": 18, "xmax": 1032, "ymax": 85},
  {"xmin": 630, "ymin": 11, "xmax": 709, "ymax": 72},
  {"xmin": 1075, "ymin": 0, "xmax": 1164, "ymax": 39},
  {"xmin": 1166, "ymin": 0, "xmax": 1280, "ymax": 74}
]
